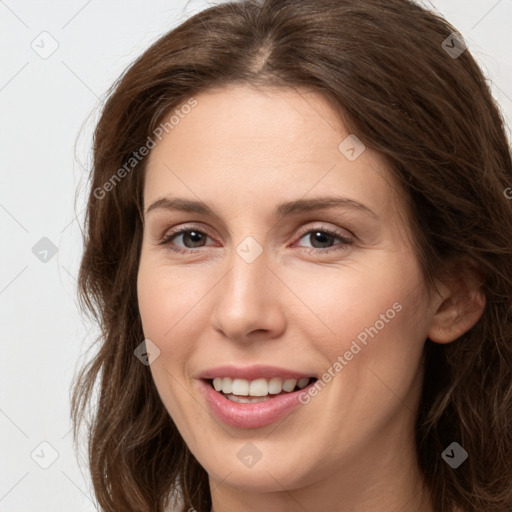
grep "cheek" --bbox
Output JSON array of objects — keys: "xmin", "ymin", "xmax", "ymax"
[
  {"xmin": 330, "ymin": 259, "xmax": 429, "ymax": 413},
  {"xmin": 137, "ymin": 252, "xmax": 208, "ymax": 345},
  {"xmin": 307, "ymin": 248, "xmax": 429, "ymax": 393},
  {"xmin": 136, "ymin": 253, "xmax": 211, "ymax": 401},
  {"xmin": 288, "ymin": 249, "xmax": 425, "ymax": 351},
  {"xmin": 137, "ymin": 259, "xmax": 200, "ymax": 434},
  {"xmin": 137, "ymin": 257, "xmax": 190, "ymax": 386}
]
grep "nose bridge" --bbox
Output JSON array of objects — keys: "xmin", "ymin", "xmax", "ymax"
[
  {"xmin": 225, "ymin": 236, "xmax": 271, "ymax": 313},
  {"xmin": 212, "ymin": 234, "xmax": 283, "ymax": 338}
]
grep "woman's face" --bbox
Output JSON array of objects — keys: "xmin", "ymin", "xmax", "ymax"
[{"xmin": 137, "ymin": 85, "xmax": 440, "ymax": 496}]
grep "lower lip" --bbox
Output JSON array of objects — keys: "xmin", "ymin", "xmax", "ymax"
[{"xmin": 199, "ymin": 379, "xmax": 315, "ymax": 429}]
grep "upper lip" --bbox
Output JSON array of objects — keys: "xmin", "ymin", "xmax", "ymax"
[{"xmin": 198, "ymin": 364, "xmax": 317, "ymax": 381}]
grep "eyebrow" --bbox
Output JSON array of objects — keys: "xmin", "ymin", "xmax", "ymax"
[{"xmin": 145, "ymin": 196, "xmax": 377, "ymax": 219}]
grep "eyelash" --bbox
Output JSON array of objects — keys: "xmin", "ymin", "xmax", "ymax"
[{"xmin": 158, "ymin": 224, "xmax": 353, "ymax": 255}]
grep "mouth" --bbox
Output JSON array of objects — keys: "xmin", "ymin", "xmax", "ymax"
[{"xmin": 199, "ymin": 376, "xmax": 319, "ymax": 429}]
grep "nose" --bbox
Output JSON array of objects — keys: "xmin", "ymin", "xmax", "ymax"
[{"xmin": 210, "ymin": 242, "xmax": 287, "ymax": 344}]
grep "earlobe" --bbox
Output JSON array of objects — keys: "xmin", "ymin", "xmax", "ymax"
[{"xmin": 427, "ymin": 267, "xmax": 486, "ymax": 345}]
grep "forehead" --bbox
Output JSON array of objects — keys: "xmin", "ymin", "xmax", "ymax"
[
  {"xmin": 143, "ymin": 85, "xmax": 407, "ymax": 230},
  {"xmin": 149, "ymin": 85, "xmax": 350, "ymax": 165}
]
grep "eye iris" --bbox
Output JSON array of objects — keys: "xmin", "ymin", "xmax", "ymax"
[
  {"xmin": 184, "ymin": 230, "xmax": 205, "ymax": 248},
  {"xmin": 310, "ymin": 231, "xmax": 333, "ymax": 248}
]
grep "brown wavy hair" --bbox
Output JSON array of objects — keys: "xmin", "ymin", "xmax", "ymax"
[{"xmin": 71, "ymin": 0, "xmax": 512, "ymax": 510}]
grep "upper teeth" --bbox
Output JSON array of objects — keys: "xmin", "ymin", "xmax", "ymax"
[{"xmin": 212, "ymin": 377, "xmax": 311, "ymax": 396}]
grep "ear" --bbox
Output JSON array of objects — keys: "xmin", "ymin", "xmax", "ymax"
[{"xmin": 427, "ymin": 260, "xmax": 486, "ymax": 344}]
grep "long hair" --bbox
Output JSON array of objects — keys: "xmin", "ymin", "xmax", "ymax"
[{"xmin": 71, "ymin": 1, "xmax": 512, "ymax": 510}]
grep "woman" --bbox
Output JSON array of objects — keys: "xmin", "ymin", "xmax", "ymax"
[{"xmin": 71, "ymin": 0, "xmax": 512, "ymax": 511}]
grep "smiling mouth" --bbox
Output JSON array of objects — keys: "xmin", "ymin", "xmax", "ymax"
[{"xmin": 207, "ymin": 376, "xmax": 318, "ymax": 403}]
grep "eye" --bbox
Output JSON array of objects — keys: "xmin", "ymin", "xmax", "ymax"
[
  {"xmin": 159, "ymin": 227, "xmax": 214, "ymax": 253},
  {"xmin": 294, "ymin": 227, "xmax": 353, "ymax": 253},
  {"xmin": 158, "ymin": 224, "xmax": 353, "ymax": 254}
]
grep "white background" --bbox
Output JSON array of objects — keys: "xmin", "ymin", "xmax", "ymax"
[{"xmin": 1, "ymin": 0, "xmax": 511, "ymax": 510}]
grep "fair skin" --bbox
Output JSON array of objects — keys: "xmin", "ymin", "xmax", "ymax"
[{"xmin": 137, "ymin": 85, "xmax": 485, "ymax": 512}]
